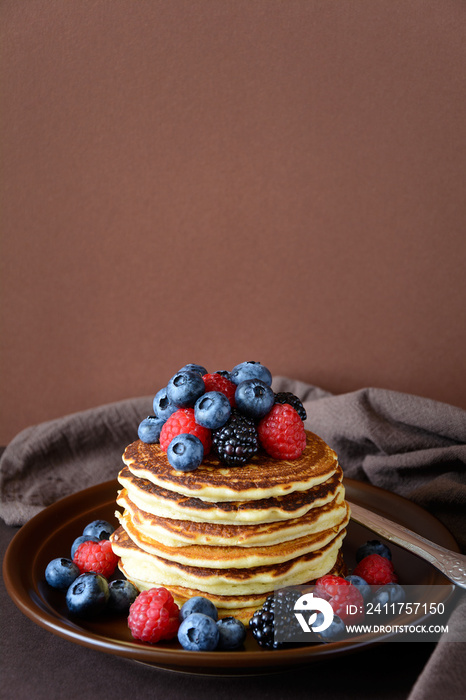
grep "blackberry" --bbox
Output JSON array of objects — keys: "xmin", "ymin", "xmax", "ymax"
[
  {"xmin": 250, "ymin": 590, "xmax": 303, "ymax": 649},
  {"xmin": 274, "ymin": 392, "xmax": 307, "ymax": 421},
  {"xmin": 212, "ymin": 410, "xmax": 259, "ymax": 466}
]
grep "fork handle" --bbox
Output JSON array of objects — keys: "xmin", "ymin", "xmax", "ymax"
[{"xmin": 348, "ymin": 501, "xmax": 466, "ymax": 589}]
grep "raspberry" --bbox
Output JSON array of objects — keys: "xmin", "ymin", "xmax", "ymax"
[
  {"xmin": 73, "ymin": 539, "xmax": 119, "ymax": 578},
  {"xmin": 258, "ymin": 403, "xmax": 306, "ymax": 459},
  {"xmin": 314, "ymin": 574, "xmax": 350, "ymax": 600},
  {"xmin": 128, "ymin": 587, "xmax": 180, "ymax": 643},
  {"xmin": 159, "ymin": 408, "xmax": 212, "ymax": 455},
  {"xmin": 315, "ymin": 574, "xmax": 365, "ymax": 623},
  {"xmin": 353, "ymin": 553, "xmax": 398, "ymax": 587},
  {"xmin": 202, "ymin": 373, "xmax": 237, "ymax": 407}
]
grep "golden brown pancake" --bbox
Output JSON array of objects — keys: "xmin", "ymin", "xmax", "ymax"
[
  {"xmin": 118, "ymin": 551, "xmax": 347, "ymax": 622},
  {"xmin": 116, "ymin": 487, "xmax": 348, "ymax": 547},
  {"xmin": 115, "ymin": 505, "xmax": 349, "ymax": 567},
  {"xmin": 123, "ymin": 430, "xmax": 338, "ymax": 501},
  {"xmin": 110, "ymin": 526, "xmax": 346, "ymax": 595},
  {"xmin": 117, "ymin": 464, "xmax": 344, "ymax": 524}
]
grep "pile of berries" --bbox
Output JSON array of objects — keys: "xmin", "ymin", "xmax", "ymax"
[
  {"xmin": 138, "ymin": 361, "xmax": 308, "ymax": 471},
  {"xmin": 250, "ymin": 539, "xmax": 403, "ymax": 646},
  {"xmin": 45, "ymin": 518, "xmax": 139, "ymax": 617},
  {"xmin": 128, "ymin": 592, "xmax": 247, "ymax": 651}
]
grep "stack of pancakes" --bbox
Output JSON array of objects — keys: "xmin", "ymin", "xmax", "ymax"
[{"xmin": 110, "ymin": 430, "xmax": 349, "ymax": 621}]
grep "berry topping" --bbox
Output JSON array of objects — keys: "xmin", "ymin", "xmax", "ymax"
[
  {"xmin": 212, "ymin": 410, "xmax": 259, "ymax": 467},
  {"xmin": 345, "ymin": 574, "xmax": 372, "ymax": 603},
  {"xmin": 194, "ymin": 391, "xmax": 232, "ymax": 429},
  {"xmin": 153, "ymin": 387, "xmax": 178, "ymax": 421},
  {"xmin": 108, "ymin": 579, "xmax": 139, "ymax": 613},
  {"xmin": 128, "ymin": 587, "xmax": 180, "ymax": 643},
  {"xmin": 159, "ymin": 408, "xmax": 212, "ymax": 455},
  {"xmin": 138, "ymin": 415, "xmax": 165, "ymax": 443},
  {"xmin": 179, "ymin": 596, "xmax": 218, "ymax": 622},
  {"xmin": 216, "ymin": 616, "xmax": 247, "ymax": 650},
  {"xmin": 167, "ymin": 370, "xmax": 206, "ymax": 408},
  {"xmin": 356, "ymin": 539, "xmax": 392, "ymax": 562},
  {"xmin": 202, "ymin": 373, "xmax": 237, "ymax": 407},
  {"xmin": 82, "ymin": 519, "xmax": 115, "ymax": 541},
  {"xmin": 235, "ymin": 379, "xmax": 275, "ymax": 420},
  {"xmin": 249, "ymin": 590, "xmax": 302, "ymax": 649},
  {"xmin": 71, "ymin": 534, "xmax": 98, "ymax": 559},
  {"xmin": 353, "ymin": 553, "xmax": 398, "ymax": 587},
  {"xmin": 167, "ymin": 433, "xmax": 204, "ymax": 471},
  {"xmin": 314, "ymin": 574, "xmax": 365, "ymax": 623},
  {"xmin": 72, "ymin": 539, "xmax": 119, "ymax": 578},
  {"xmin": 230, "ymin": 361, "xmax": 272, "ymax": 386},
  {"xmin": 313, "ymin": 612, "xmax": 347, "ymax": 643},
  {"xmin": 178, "ymin": 363, "xmax": 208, "ymax": 376},
  {"xmin": 45, "ymin": 557, "xmax": 80, "ymax": 590},
  {"xmin": 66, "ymin": 572, "xmax": 109, "ymax": 618},
  {"xmin": 258, "ymin": 403, "xmax": 307, "ymax": 460},
  {"xmin": 178, "ymin": 612, "xmax": 220, "ymax": 651},
  {"xmin": 371, "ymin": 583, "xmax": 406, "ymax": 608},
  {"xmin": 274, "ymin": 392, "xmax": 307, "ymax": 421}
]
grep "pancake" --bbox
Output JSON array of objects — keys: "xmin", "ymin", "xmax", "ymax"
[
  {"xmin": 110, "ymin": 526, "xmax": 346, "ymax": 595},
  {"xmin": 114, "ymin": 505, "xmax": 350, "ymax": 567},
  {"xmin": 116, "ymin": 487, "xmax": 348, "ymax": 547},
  {"xmin": 123, "ymin": 430, "xmax": 338, "ymax": 501},
  {"xmin": 111, "ymin": 417, "xmax": 349, "ymax": 623},
  {"xmin": 117, "ymin": 464, "xmax": 344, "ymax": 524},
  {"xmin": 119, "ymin": 551, "xmax": 347, "ymax": 623}
]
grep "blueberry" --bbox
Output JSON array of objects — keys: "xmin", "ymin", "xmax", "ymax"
[
  {"xmin": 167, "ymin": 371, "xmax": 205, "ymax": 408},
  {"xmin": 45, "ymin": 558, "xmax": 80, "ymax": 590},
  {"xmin": 313, "ymin": 612, "xmax": 347, "ymax": 643},
  {"xmin": 371, "ymin": 583, "xmax": 406, "ymax": 608},
  {"xmin": 71, "ymin": 535, "xmax": 99, "ymax": 559},
  {"xmin": 215, "ymin": 370, "xmax": 232, "ymax": 380},
  {"xmin": 178, "ymin": 612, "xmax": 220, "ymax": 651},
  {"xmin": 153, "ymin": 387, "xmax": 178, "ymax": 421},
  {"xmin": 82, "ymin": 519, "xmax": 115, "ymax": 541},
  {"xmin": 230, "ymin": 361, "xmax": 272, "ymax": 386},
  {"xmin": 195, "ymin": 391, "xmax": 231, "ymax": 429},
  {"xmin": 66, "ymin": 573, "xmax": 109, "ymax": 617},
  {"xmin": 167, "ymin": 434, "xmax": 204, "ymax": 471},
  {"xmin": 108, "ymin": 579, "xmax": 139, "ymax": 613},
  {"xmin": 178, "ymin": 364, "xmax": 208, "ymax": 376},
  {"xmin": 345, "ymin": 575, "xmax": 372, "ymax": 604},
  {"xmin": 138, "ymin": 415, "xmax": 165, "ymax": 443},
  {"xmin": 179, "ymin": 596, "xmax": 219, "ymax": 622},
  {"xmin": 216, "ymin": 616, "xmax": 247, "ymax": 650},
  {"xmin": 235, "ymin": 379, "xmax": 275, "ymax": 420},
  {"xmin": 356, "ymin": 539, "xmax": 392, "ymax": 562}
]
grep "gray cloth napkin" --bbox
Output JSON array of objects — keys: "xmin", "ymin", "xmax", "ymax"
[{"xmin": 1, "ymin": 377, "xmax": 465, "ymax": 699}]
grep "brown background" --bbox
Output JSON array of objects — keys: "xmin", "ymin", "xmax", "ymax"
[{"xmin": 1, "ymin": 0, "xmax": 465, "ymax": 446}]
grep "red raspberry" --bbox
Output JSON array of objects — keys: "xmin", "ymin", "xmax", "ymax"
[
  {"xmin": 128, "ymin": 587, "xmax": 180, "ymax": 643},
  {"xmin": 159, "ymin": 408, "xmax": 212, "ymax": 455},
  {"xmin": 353, "ymin": 553, "xmax": 398, "ymax": 587},
  {"xmin": 73, "ymin": 539, "xmax": 119, "ymax": 578},
  {"xmin": 315, "ymin": 574, "xmax": 365, "ymax": 623},
  {"xmin": 202, "ymin": 373, "xmax": 237, "ymax": 407},
  {"xmin": 258, "ymin": 403, "xmax": 306, "ymax": 459}
]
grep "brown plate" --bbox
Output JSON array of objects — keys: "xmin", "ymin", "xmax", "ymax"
[{"xmin": 2, "ymin": 478, "xmax": 459, "ymax": 675}]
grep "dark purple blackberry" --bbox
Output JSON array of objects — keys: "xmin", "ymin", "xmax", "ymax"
[
  {"xmin": 212, "ymin": 410, "xmax": 259, "ymax": 466},
  {"xmin": 250, "ymin": 590, "xmax": 303, "ymax": 649},
  {"xmin": 274, "ymin": 392, "xmax": 307, "ymax": 421}
]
